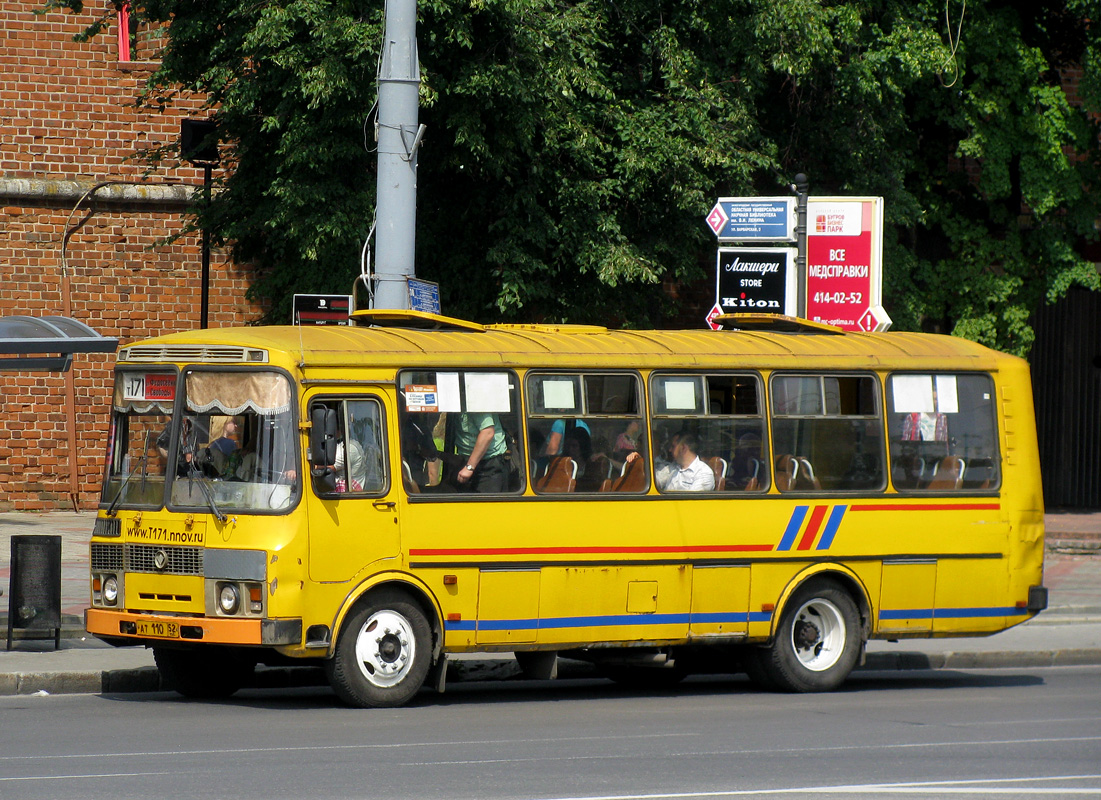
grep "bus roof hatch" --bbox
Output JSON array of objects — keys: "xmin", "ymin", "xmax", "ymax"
[
  {"xmin": 714, "ymin": 313, "xmax": 845, "ymax": 335},
  {"xmin": 349, "ymin": 309, "xmax": 486, "ymax": 332}
]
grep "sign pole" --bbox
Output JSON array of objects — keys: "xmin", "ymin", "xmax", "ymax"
[
  {"xmin": 793, "ymin": 173, "xmax": 809, "ymax": 319},
  {"xmin": 372, "ymin": 0, "xmax": 422, "ymax": 310}
]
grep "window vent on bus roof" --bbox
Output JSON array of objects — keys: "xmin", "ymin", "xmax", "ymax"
[
  {"xmin": 714, "ymin": 313, "xmax": 845, "ymax": 335},
  {"xmin": 119, "ymin": 345, "xmax": 269, "ymax": 363},
  {"xmin": 349, "ymin": 309, "xmax": 485, "ymax": 332}
]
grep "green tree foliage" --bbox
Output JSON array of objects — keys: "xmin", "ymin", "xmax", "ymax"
[{"xmin": 48, "ymin": 0, "xmax": 1101, "ymax": 352}]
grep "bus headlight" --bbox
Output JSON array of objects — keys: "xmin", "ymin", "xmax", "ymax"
[
  {"xmin": 218, "ymin": 583, "xmax": 240, "ymax": 614},
  {"xmin": 103, "ymin": 576, "xmax": 119, "ymax": 606}
]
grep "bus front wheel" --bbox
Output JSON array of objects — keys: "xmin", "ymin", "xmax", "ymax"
[
  {"xmin": 754, "ymin": 579, "xmax": 861, "ymax": 693},
  {"xmin": 327, "ymin": 590, "xmax": 432, "ymax": 708}
]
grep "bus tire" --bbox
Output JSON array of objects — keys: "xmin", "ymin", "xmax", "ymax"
[
  {"xmin": 153, "ymin": 646, "xmax": 255, "ymax": 699},
  {"xmin": 327, "ymin": 590, "xmax": 432, "ymax": 708},
  {"xmin": 756, "ymin": 579, "xmax": 861, "ymax": 693}
]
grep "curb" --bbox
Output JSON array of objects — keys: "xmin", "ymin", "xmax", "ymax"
[
  {"xmin": 1046, "ymin": 539, "xmax": 1101, "ymax": 555},
  {"xmin": 2, "ymin": 649, "xmax": 1100, "ymax": 698}
]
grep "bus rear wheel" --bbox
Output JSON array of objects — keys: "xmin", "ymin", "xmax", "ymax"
[
  {"xmin": 754, "ymin": 579, "xmax": 861, "ymax": 693},
  {"xmin": 327, "ymin": 590, "xmax": 432, "ymax": 708},
  {"xmin": 153, "ymin": 646, "xmax": 255, "ymax": 699}
]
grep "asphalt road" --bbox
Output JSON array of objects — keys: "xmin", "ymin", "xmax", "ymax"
[{"xmin": 1, "ymin": 666, "xmax": 1099, "ymax": 800}]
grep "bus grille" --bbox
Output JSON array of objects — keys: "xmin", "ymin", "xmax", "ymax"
[
  {"xmin": 90, "ymin": 543, "xmax": 203, "ymax": 576},
  {"xmin": 119, "ymin": 344, "xmax": 268, "ymax": 364},
  {"xmin": 90, "ymin": 543, "xmax": 123, "ymax": 571},
  {"xmin": 127, "ymin": 544, "xmax": 204, "ymax": 575}
]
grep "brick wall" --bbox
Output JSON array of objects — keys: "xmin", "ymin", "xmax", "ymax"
[{"xmin": 0, "ymin": 0, "xmax": 264, "ymax": 510}]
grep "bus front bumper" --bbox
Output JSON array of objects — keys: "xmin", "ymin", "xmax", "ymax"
[{"xmin": 85, "ymin": 608, "xmax": 302, "ymax": 647}]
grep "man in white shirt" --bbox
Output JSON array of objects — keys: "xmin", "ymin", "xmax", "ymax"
[{"xmin": 659, "ymin": 432, "xmax": 715, "ymax": 492}]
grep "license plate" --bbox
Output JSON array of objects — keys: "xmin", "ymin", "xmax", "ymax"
[{"xmin": 136, "ymin": 620, "xmax": 180, "ymax": 639}]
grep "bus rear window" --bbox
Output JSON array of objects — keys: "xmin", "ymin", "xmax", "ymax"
[{"xmin": 887, "ymin": 373, "xmax": 1000, "ymax": 491}]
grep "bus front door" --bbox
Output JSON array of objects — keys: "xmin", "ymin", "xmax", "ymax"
[{"xmin": 305, "ymin": 394, "xmax": 399, "ymax": 583}]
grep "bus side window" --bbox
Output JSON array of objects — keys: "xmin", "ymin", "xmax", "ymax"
[
  {"xmin": 886, "ymin": 373, "xmax": 1000, "ymax": 492},
  {"xmin": 526, "ymin": 372, "xmax": 646, "ymax": 494},
  {"xmin": 650, "ymin": 373, "xmax": 768, "ymax": 493},
  {"xmin": 399, "ymin": 370, "xmax": 525, "ymax": 495},
  {"xmin": 308, "ymin": 398, "xmax": 387, "ymax": 496},
  {"xmin": 770, "ymin": 374, "xmax": 885, "ymax": 492}
]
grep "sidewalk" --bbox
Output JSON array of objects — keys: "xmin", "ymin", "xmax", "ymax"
[{"xmin": 1, "ymin": 510, "xmax": 1099, "ymax": 696}]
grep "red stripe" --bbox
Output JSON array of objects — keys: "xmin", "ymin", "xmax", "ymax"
[
  {"xmin": 797, "ymin": 505, "xmax": 828, "ymax": 550},
  {"xmin": 850, "ymin": 504, "xmax": 1000, "ymax": 512},
  {"xmin": 409, "ymin": 544, "xmax": 774, "ymax": 557}
]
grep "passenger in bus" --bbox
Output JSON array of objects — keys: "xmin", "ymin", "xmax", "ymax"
[
  {"xmin": 402, "ymin": 412, "xmax": 442, "ymax": 488},
  {"xmin": 902, "ymin": 410, "xmax": 947, "ymax": 442},
  {"xmin": 454, "ymin": 412, "xmax": 510, "ymax": 492},
  {"xmin": 613, "ymin": 420, "xmax": 641, "ymax": 455},
  {"xmin": 209, "ymin": 417, "xmax": 240, "ymax": 457},
  {"xmin": 544, "ymin": 418, "xmax": 591, "ymax": 457},
  {"xmin": 656, "ymin": 432, "xmax": 715, "ymax": 492},
  {"xmin": 205, "ymin": 418, "xmax": 242, "ymax": 477},
  {"xmin": 649, "ymin": 430, "xmax": 681, "ymax": 487},
  {"xmin": 564, "ymin": 427, "xmax": 594, "ymax": 479},
  {"xmin": 333, "ymin": 433, "xmax": 366, "ymax": 492},
  {"xmin": 156, "ymin": 417, "xmax": 197, "ymax": 477},
  {"xmin": 235, "ymin": 440, "xmax": 258, "ymax": 481}
]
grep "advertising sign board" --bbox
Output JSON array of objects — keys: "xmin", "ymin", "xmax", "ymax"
[
  {"xmin": 715, "ymin": 247, "xmax": 798, "ymax": 317},
  {"xmin": 293, "ymin": 294, "xmax": 352, "ymax": 326},
  {"xmin": 805, "ymin": 197, "xmax": 888, "ymax": 331}
]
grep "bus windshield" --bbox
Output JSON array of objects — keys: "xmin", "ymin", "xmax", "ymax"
[{"xmin": 101, "ymin": 369, "xmax": 299, "ymax": 513}]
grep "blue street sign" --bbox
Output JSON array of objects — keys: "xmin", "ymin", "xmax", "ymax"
[
  {"xmin": 407, "ymin": 278, "xmax": 441, "ymax": 315},
  {"xmin": 706, "ymin": 197, "xmax": 795, "ymax": 242}
]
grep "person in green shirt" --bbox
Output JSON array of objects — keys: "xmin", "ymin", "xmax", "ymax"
[{"xmin": 453, "ymin": 412, "xmax": 509, "ymax": 492}]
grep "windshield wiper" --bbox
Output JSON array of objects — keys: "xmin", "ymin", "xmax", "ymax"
[
  {"xmin": 185, "ymin": 456, "xmax": 227, "ymax": 523},
  {"xmin": 140, "ymin": 430, "xmax": 151, "ymax": 492},
  {"xmin": 106, "ymin": 458, "xmax": 144, "ymax": 517}
]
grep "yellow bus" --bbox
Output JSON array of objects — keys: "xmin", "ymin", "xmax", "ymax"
[{"xmin": 87, "ymin": 311, "xmax": 1047, "ymax": 706}]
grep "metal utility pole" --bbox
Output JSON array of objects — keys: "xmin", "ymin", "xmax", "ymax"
[
  {"xmin": 372, "ymin": 0, "xmax": 424, "ymax": 310},
  {"xmin": 793, "ymin": 173, "xmax": 809, "ymax": 319}
]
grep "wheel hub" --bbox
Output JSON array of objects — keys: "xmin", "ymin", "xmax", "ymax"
[
  {"xmin": 794, "ymin": 618, "xmax": 821, "ymax": 650},
  {"xmin": 355, "ymin": 611, "xmax": 415, "ymax": 687},
  {"xmin": 789, "ymin": 597, "xmax": 846, "ymax": 672}
]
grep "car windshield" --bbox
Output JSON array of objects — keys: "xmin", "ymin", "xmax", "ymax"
[{"xmin": 101, "ymin": 369, "xmax": 300, "ymax": 513}]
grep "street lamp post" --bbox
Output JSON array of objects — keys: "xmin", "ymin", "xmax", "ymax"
[
  {"xmin": 180, "ymin": 119, "xmax": 219, "ymax": 328},
  {"xmin": 792, "ymin": 173, "xmax": 810, "ymax": 319}
]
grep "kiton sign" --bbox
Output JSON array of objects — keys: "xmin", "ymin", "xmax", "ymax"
[{"xmin": 716, "ymin": 248, "xmax": 798, "ymax": 316}]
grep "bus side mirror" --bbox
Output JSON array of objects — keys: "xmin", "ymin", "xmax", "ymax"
[{"xmin": 309, "ymin": 407, "xmax": 338, "ymax": 468}]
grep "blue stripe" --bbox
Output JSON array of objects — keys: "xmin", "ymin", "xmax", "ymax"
[
  {"xmin": 817, "ymin": 505, "xmax": 847, "ymax": 550},
  {"xmin": 538, "ymin": 613, "xmax": 688, "ymax": 629},
  {"xmin": 477, "ymin": 617, "xmax": 540, "ymax": 631},
  {"xmin": 934, "ymin": 606, "xmax": 1030, "ymax": 619},
  {"xmin": 776, "ymin": 506, "xmax": 808, "ymax": 551},
  {"xmin": 880, "ymin": 608, "xmax": 934, "ymax": 620},
  {"xmin": 686, "ymin": 612, "xmax": 750, "ymax": 624},
  {"xmin": 880, "ymin": 606, "xmax": 1030, "ymax": 622}
]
